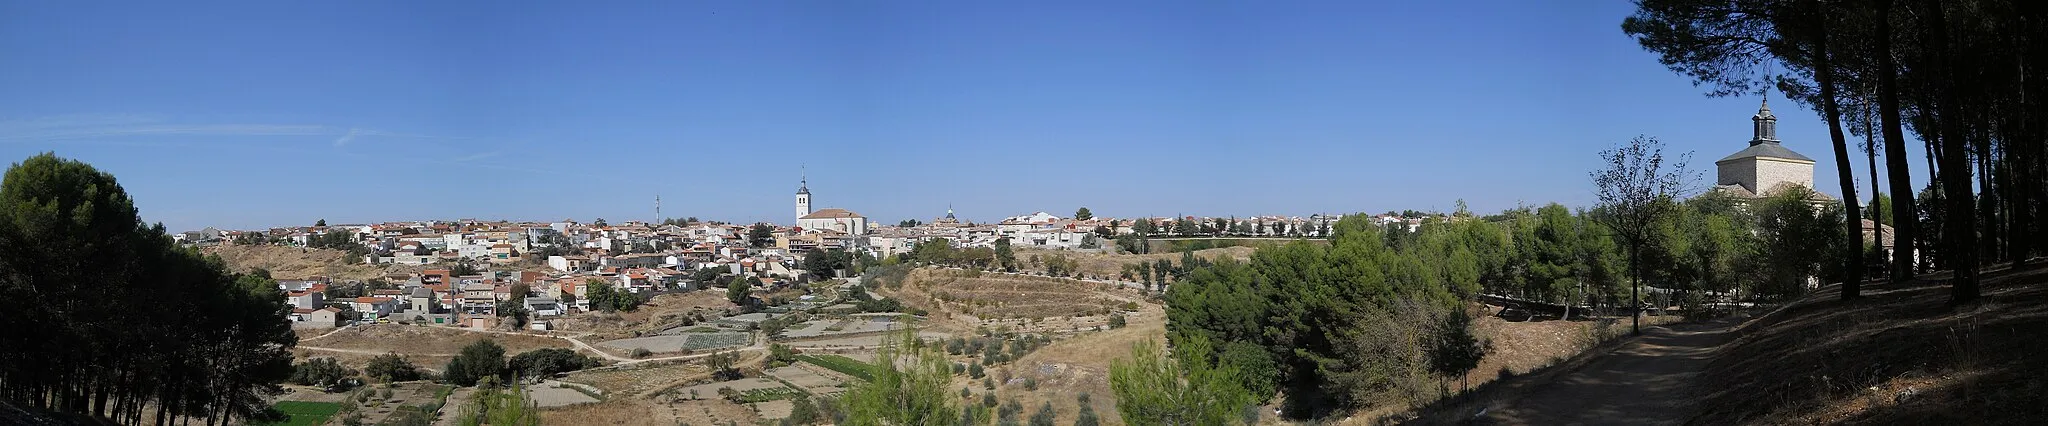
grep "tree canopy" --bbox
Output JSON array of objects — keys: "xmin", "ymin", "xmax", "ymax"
[{"xmin": 0, "ymin": 153, "xmax": 299, "ymax": 424}]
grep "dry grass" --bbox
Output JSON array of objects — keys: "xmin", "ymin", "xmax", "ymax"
[
  {"xmin": 565, "ymin": 361, "xmax": 713, "ymax": 397},
  {"xmin": 205, "ymin": 244, "xmax": 418, "ymax": 281},
  {"xmin": 1017, "ymin": 246, "xmax": 1255, "ymax": 279},
  {"xmin": 951, "ymin": 300, "xmax": 1169, "ymax": 426},
  {"xmin": 537, "ymin": 398, "xmax": 696, "ymax": 426},
  {"xmin": 886, "ymin": 269, "xmax": 1134, "ymax": 330},
  {"xmin": 552, "ymin": 292, "xmax": 735, "ymax": 341},
  {"xmin": 1690, "ymin": 262, "xmax": 2048, "ymax": 424}
]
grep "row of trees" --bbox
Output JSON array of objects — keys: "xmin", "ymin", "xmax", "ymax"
[
  {"xmin": 1156, "ymin": 191, "xmax": 1845, "ymax": 418},
  {"xmin": 0, "ymin": 154, "xmax": 301, "ymax": 425},
  {"xmin": 1625, "ymin": 0, "xmax": 2048, "ymax": 303},
  {"xmin": 1162, "ymin": 216, "xmax": 1489, "ymax": 417},
  {"xmin": 1128, "ymin": 217, "xmax": 1331, "ymax": 238},
  {"xmin": 444, "ymin": 341, "xmax": 600, "ymax": 387}
]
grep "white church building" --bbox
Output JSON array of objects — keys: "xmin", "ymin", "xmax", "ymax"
[
  {"xmin": 792, "ymin": 177, "xmax": 870, "ymax": 235},
  {"xmin": 1712, "ymin": 100, "xmax": 1831, "ymax": 202}
]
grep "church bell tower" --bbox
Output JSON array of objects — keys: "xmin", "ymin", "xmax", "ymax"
[{"xmin": 796, "ymin": 175, "xmax": 812, "ymax": 219}]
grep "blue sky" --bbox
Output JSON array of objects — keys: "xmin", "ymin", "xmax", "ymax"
[{"xmin": 0, "ymin": 1, "xmax": 1927, "ymax": 231}]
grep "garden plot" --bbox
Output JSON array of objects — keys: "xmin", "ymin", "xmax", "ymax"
[
  {"xmin": 672, "ymin": 378, "xmax": 788, "ymax": 401},
  {"xmin": 527, "ymin": 380, "xmax": 601, "ymax": 407},
  {"xmin": 596, "ymin": 332, "xmax": 750, "ymax": 353},
  {"xmin": 781, "ymin": 315, "xmax": 909, "ymax": 339},
  {"xmin": 765, "ymin": 365, "xmax": 847, "ymax": 395}
]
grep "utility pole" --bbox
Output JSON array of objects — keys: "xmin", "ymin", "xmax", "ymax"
[{"xmin": 655, "ymin": 194, "xmax": 661, "ymax": 224}]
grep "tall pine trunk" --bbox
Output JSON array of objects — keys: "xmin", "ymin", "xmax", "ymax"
[
  {"xmin": 1922, "ymin": 0, "xmax": 1980, "ymax": 302},
  {"xmin": 1874, "ymin": 0, "xmax": 1920, "ymax": 282},
  {"xmin": 1865, "ymin": 98, "xmax": 1887, "ymax": 272},
  {"xmin": 1811, "ymin": 16, "xmax": 1863, "ymax": 298}
]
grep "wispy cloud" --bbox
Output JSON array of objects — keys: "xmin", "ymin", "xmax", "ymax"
[
  {"xmin": 333, "ymin": 127, "xmax": 361, "ymax": 147},
  {"xmin": 0, "ymin": 113, "xmax": 164, "ymax": 133},
  {"xmin": 453, "ymin": 151, "xmax": 503, "ymax": 162},
  {"xmin": 0, "ymin": 121, "xmax": 334, "ymax": 143}
]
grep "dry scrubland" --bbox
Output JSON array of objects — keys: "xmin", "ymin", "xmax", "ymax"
[
  {"xmin": 205, "ymin": 244, "xmax": 417, "ymax": 281},
  {"xmin": 553, "ymin": 291, "xmax": 737, "ymax": 342},
  {"xmin": 882, "ymin": 268, "xmax": 1145, "ymax": 334},
  {"xmin": 958, "ymin": 304, "xmax": 1169, "ymax": 426},
  {"xmin": 1017, "ymin": 246, "xmax": 1255, "ymax": 278}
]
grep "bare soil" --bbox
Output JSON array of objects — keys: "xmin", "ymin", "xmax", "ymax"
[
  {"xmin": 553, "ymin": 292, "xmax": 736, "ymax": 341},
  {"xmin": 883, "ymin": 268, "xmax": 1140, "ymax": 334},
  {"xmin": 948, "ymin": 299, "xmax": 1170, "ymax": 426},
  {"xmin": 206, "ymin": 245, "xmax": 418, "ymax": 281}
]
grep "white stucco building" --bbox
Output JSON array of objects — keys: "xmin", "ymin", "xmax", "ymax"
[
  {"xmin": 1713, "ymin": 100, "xmax": 1828, "ymax": 200},
  {"xmin": 792, "ymin": 177, "xmax": 870, "ymax": 235}
]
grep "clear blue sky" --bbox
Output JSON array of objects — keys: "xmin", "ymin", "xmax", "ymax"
[{"xmin": 1, "ymin": 1, "xmax": 1927, "ymax": 231}]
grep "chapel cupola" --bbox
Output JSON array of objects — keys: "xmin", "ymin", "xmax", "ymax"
[{"xmin": 1752, "ymin": 98, "xmax": 1778, "ymax": 145}]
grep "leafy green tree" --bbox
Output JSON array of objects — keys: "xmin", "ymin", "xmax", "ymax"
[
  {"xmin": 0, "ymin": 154, "xmax": 298, "ymax": 424},
  {"xmin": 994, "ymin": 238, "xmax": 1016, "ymax": 272},
  {"xmin": 316, "ymin": 219, "xmax": 327, "ymax": 227},
  {"xmin": 1132, "ymin": 218, "xmax": 1156, "ymax": 236},
  {"xmin": 289, "ymin": 358, "xmax": 358, "ymax": 391},
  {"xmin": 457, "ymin": 380, "xmax": 539, "ymax": 425},
  {"xmin": 1029, "ymin": 401, "xmax": 1056, "ymax": 426},
  {"xmin": 727, "ymin": 276, "xmax": 753, "ymax": 306},
  {"xmin": 585, "ymin": 279, "xmax": 641, "ymax": 312},
  {"xmin": 1074, "ymin": 207, "xmax": 1092, "ymax": 221},
  {"xmin": 495, "ymin": 300, "xmax": 529, "ymax": 328},
  {"xmin": 443, "ymin": 340, "xmax": 507, "ymax": 387},
  {"xmin": 806, "ymin": 249, "xmax": 854, "ymax": 278},
  {"xmin": 507, "ymin": 348, "xmax": 599, "ymax": 378},
  {"xmin": 785, "ymin": 395, "xmax": 821, "ymax": 425},
  {"xmin": 707, "ymin": 350, "xmax": 742, "ymax": 380},
  {"xmin": 1590, "ymin": 135, "xmax": 1693, "ymax": 335},
  {"xmin": 1426, "ymin": 309, "xmax": 1487, "ymax": 392},
  {"xmin": 1073, "ymin": 392, "xmax": 1101, "ymax": 426},
  {"xmin": 841, "ymin": 331, "xmax": 959, "ymax": 425},
  {"xmin": 750, "ymin": 223, "xmax": 777, "ymax": 248},
  {"xmin": 1109, "ymin": 337, "xmax": 1257, "ymax": 426},
  {"xmin": 365, "ymin": 353, "xmax": 422, "ymax": 383}
]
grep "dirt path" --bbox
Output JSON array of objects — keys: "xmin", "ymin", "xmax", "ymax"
[{"xmin": 1473, "ymin": 319, "xmax": 1738, "ymax": 426}]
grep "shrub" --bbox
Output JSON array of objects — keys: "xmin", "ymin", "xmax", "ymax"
[
  {"xmin": 441, "ymin": 340, "xmax": 506, "ymax": 387},
  {"xmin": 631, "ymin": 348, "xmax": 652, "ymax": 358},
  {"xmin": 290, "ymin": 358, "xmax": 359, "ymax": 392},
  {"xmin": 508, "ymin": 348, "xmax": 601, "ymax": 378},
  {"xmin": 365, "ymin": 353, "xmax": 421, "ymax": 383}
]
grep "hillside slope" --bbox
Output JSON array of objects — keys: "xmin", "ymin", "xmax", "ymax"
[
  {"xmin": 1692, "ymin": 262, "xmax": 2048, "ymax": 424},
  {"xmin": 205, "ymin": 244, "xmax": 416, "ymax": 280},
  {"xmin": 1408, "ymin": 262, "xmax": 2048, "ymax": 425}
]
